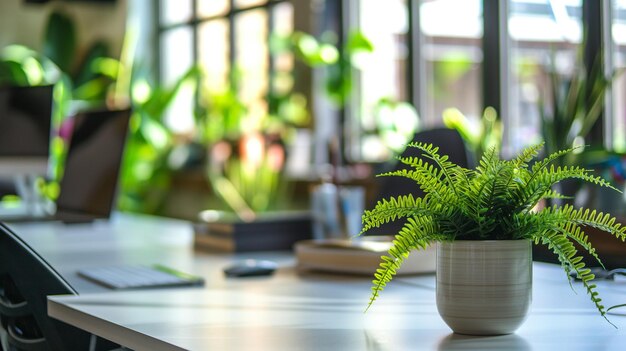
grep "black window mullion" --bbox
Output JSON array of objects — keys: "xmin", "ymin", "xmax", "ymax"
[
  {"xmin": 407, "ymin": 0, "xmax": 426, "ymax": 121},
  {"xmin": 482, "ymin": 0, "xmax": 509, "ymax": 154},
  {"xmin": 482, "ymin": 0, "xmax": 504, "ymax": 116},
  {"xmin": 583, "ymin": 0, "xmax": 605, "ymax": 146},
  {"xmin": 228, "ymin": 0, "xmax": 237, "ymax": 86}
]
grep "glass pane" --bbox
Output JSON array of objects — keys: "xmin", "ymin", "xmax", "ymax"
[
  {"xmin": 271, "ymin": 2, "xmax": 294, "ymax": 94},
  {"xmin": 235, "ymin": 9, "xmax": 269, "ymax": 126},
  {"xmin": 160, "ymin": 26, "xmax": 195, "ymax": 133},
  {"xmin": 273, "ymin": 2, "xmax": 293, "ymax": 37},
  {"xmin": 507, "ymin": 0, "xmax": 582, "ymax": 154},
  {"xmin": 612, "ymin": 0, "xmax": 626, "ymax": 151},
  {"xmin": 420, "ymin": 0, "xmax": 483, "ymax": 126},
  {"xmin": 358, "ymin": 0, "xmax": 411, "ymax": 161},
  {"xmin": 160, "ymin": 0, "xmax": 193, "ymax": 26},
  {"xmin": 198, "ymin": 0, "xmax": 229, "ymax": 18},
  {"xmin": 199, "ymin": 20, "xmax": 230, "ymax": 93},
  {"xmin": 235, "ymin": 0, "xmax": 267, "ymax": 9}
]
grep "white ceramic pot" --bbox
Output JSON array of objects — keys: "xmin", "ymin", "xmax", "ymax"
[{"xmin": 436, "ymin": 240, "xmax": 532, "ymax": 335}]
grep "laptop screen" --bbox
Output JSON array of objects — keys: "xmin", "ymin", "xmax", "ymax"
[
  {"xmin": 0, "ymin": 85, "xmax": 53, "ymax": 157},
  {"xmin": 55, "ymin": 109, "xmax": 131, "ymax": 218}
]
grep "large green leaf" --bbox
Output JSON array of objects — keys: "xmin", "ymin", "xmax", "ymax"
[
  {"xmin": 43, "ymin": 11, "xmax": 77, "ymax": 73},
  {"xmin": 73, "ymin": 40, "xmax": 111, "ymax": 87},
  {"xmin": 0, "ymin": 60, "xmax": 29, "ymax": 85}
]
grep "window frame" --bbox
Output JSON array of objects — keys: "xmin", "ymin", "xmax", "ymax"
[{"xmin": 154, "ymin": 0, "xmax": 618, "ymax": 165}]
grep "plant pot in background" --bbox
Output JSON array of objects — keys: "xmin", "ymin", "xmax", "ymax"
[{"xmin": 436, "ymin": 240, "xmax": 532, "ymax": 335}]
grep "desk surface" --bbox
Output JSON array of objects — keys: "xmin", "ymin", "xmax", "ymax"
[{"xmin": 8, "ymin": 214, "xmax": 626, "ymax": 351}]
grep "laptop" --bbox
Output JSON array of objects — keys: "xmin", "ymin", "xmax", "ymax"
[{"xmin": 2, "ymin": 108, "xmax": 132, "ymax": 223}]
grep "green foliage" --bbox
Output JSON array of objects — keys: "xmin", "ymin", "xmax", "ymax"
[
  {"xmin": 43, "ymin": 11, "xmax": 76, "ymax": 74},
  {"xmin": 196, "ymin": 68, "xmax": 308, "ymax": 217},
  {"xmin": 116, "ymin": 62, "xmax": 201, "ymax": 214},
  {"xmin": 42, "ymin": 10, "xmax": 117, "ymax": 105},
  {"xmin": 432, "ymin": 53, "xmax": 473, "ymax": 101},
  {"xmin": 540, "ymin": 49, "xmax": 621, "ymax": 166},
  {"xmin": 289, "ymin": 30, "xmax": 374, "ymax": 106},
  {"xmin": 371, "ymin": 98, "xmax": 420, "ymax": 155},
  {"xmin": 442, "ymin": 106, "xmax": 502, "ymax": 162},
  {"xmin": 360, "ymin": 143, "xmax": 626, "ymax": 325}
]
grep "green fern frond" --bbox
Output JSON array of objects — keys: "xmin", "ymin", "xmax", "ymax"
[
  {"xmin": 558, "ymin": 222, "xmax": 605, "ymax": 269},
  {"xmin": 376, "ymin": 167, "xmax": 455, "ymax": 203},
  {"xmin": 366, "ymin": 216, "xmax": 439, "ymax": 310},
  {"xmin": 519, "ymin": 165, "xmax": 617, "ymax": 211},
  {"xmin": 510, "ymin": 142, "xmax": 545, "ymax": 169},
  {"xmin": 527, "ymin": 207, "xmax": 606, "ymax": 268},
  {"xmin": 476, "ymin": 146, "xmax": 499, "ymax": 175},
  {"xmin": 368, "ymin": 254, "xmax": 404, "ymax": 311},
  {"xmin": 537, "ymin": 230, "xmax": 615, "ymax": 327},
  {"xmin": 405, "ymin": 142, "xmax": 464, "ymax": 197},
  {"xmin": 542, "ymin": 189, "xmax": 573, "ymax": 200},
  {"xmin": 360, "ymin": 195, "xmax": 433, "ymax": 235},
  {"xmin": 559, "ymin": 205, "xmax": 626, "ymax": 241},
  {"xmin": 530, "ymin": 146, "xmax": 581, "ymax": 175},
  {"xmin": 541, "ymin": 165, "xmax": 618, "ymax": 191}
]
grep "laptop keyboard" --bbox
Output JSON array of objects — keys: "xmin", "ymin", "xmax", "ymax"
[{"xmin": 77, "ymin": 265, "xmax": 204, "ymax": 290}]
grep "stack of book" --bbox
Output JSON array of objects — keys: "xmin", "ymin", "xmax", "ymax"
[{"xmin": 193, "ymin": 211, "xmax": 313, "ymax": 252}]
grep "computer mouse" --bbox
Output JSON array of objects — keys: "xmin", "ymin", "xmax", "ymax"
[{"xmin": 223, "ymin": 259, "xmax": 277, "ymax": 277}]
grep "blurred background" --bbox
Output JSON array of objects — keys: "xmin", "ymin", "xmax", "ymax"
[{"xmin": 1, "ymin": 0, "xmax": 625, "ymax": 224}]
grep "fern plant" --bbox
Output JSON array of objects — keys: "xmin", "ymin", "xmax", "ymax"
[{"xmin": 360, "ymin": 142, "xmax": 626, "ymax": 324}]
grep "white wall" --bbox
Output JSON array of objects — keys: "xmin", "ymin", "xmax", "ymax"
[{"xmin": 0, "ymin": 0, "xmax": 127, "ymax": 59}]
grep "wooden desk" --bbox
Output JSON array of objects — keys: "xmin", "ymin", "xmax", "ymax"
[{"xmin": 8, "ymin": 214, "xmax": 626, "ymax": 350}]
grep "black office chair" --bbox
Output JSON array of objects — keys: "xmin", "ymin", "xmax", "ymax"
[
  {"xmin": 0, "ymin": 222, "xmax": 119, "ymax": 351},
  {"xmin": 365, "ymin": 128, "xmax": 470, "ymax": 236}
]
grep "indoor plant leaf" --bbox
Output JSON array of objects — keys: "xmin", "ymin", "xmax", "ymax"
[{"xmin": 43, "ymin": 11, "xmax": 77, "ymax": 74}]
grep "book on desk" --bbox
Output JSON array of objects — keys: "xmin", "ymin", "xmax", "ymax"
[
  {"xmin": 294, "ymin": 236, "xmax": 436, "ymax": 275},
  {"xmin": 193, "ymin": 211, "xmax": 313, "ymax": 252}
]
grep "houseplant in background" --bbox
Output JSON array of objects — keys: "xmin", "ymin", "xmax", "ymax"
[
  {"xmin": 288, "ymin": 30, "xmax": 374, "ymax": 107},
  {"xmin": 196, "ymin": 71, "xmax": 309, "ymax": 220},
  {"xmin": 359, "ymin": 142, "xmax": 626, "ymax": 334},
  {"xmin": 0, "ymin": 9, "xmax": 119, "ymax": 203},
  {"xmin": 442, "ymin": 106, "xmax": 502, "ymax": 164},
  {"xmin": 1, "ymin": 8, "xmax": 202, "ymax": 215},
  {"xmin": 114, "ymin": 64, "xmax": 200, "ymax": 214},
  {"xmin": 107, "ymin": 22, "xmax": 202, "ymax": 215},
  {"xmin": 539, "ymin": 51, "xmax": 614, "ymax": 166},
  {"xmin": 190, "ymin": 69, "xmax": 313, "ymax": 252}
]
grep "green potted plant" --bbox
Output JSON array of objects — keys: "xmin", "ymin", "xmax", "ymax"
[{"xmin": 359, "ymin": 142, "xmax": 626, "ymax": 335}]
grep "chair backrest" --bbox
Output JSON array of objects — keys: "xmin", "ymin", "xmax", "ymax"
[
  {"xmin": 0, "ymin": 222, "xmax": 88, "ymax": 350},
  {"xmin": 365, "ymin": 128, "xmax": 469, "ymax": 236}
]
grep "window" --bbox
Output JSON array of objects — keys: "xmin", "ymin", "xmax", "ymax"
[
  {"xmin": 420, "ymin": 0, "xmax": 483, "ymax": 125},
  {"xmin": 610, "ymin": 0, "xmax": 626, "ymax": 152},
  {"xmin": 506, "ymin": 0, "xmax": 583, "ymax": 153},
  {"xmin": 156, "ymin": 0, "xmax": 620, "ymax": 166},
  {"xmin": 157, "ymin": 0, "xmax": 294, "ymax": 135},
  {"xmin": 356, "ymin": 0, "xmax": 410, "ymax": 161},
  {"xmin": 354, "ymin": 0, "xmax": 482, "ymax": 162}
]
